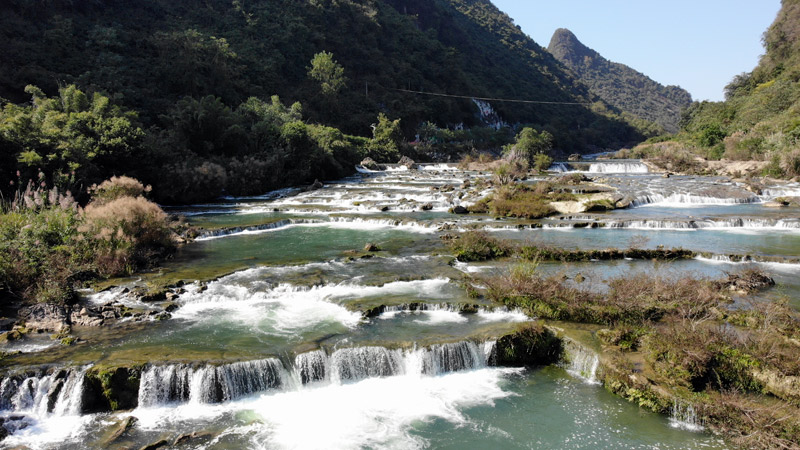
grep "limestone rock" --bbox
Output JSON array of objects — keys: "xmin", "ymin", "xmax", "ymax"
[
  {"xmin": 360, "ymin": 157, "xmax": 383, "ymax": 171},
  {"xmin": 397, "ymin": 155, "xmax": 417, "ymax": 170},
  {"xmin": 18, "ymin": 304, "xmax": 69, "ymax": 332}
]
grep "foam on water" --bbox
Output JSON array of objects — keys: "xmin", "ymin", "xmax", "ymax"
[
  {"xmin": 631, "ymin": 193, "xmax": 760, "ymax": 208},
  {"xmin": 173, "ymin": 275, "xmax": 453, "ymax": 333},
  {"xmin": 588, "ymin": 162, "xmax": 649, "ymax": 173},
  {"xmin": 669, "ymin": 400, "xmax": 704, "ymax": 432},
  {"xmin": 130, "ymin": 340, "xmax": 514, "ymax": 449}
]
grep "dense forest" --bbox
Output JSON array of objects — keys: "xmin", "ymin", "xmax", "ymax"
[
  {"xmin": 634, "ymin": 0, "xmax": 800, "ymax": 178},
  {"xmin": 0, "ymin": 0, "xmax": 659, "ymax": 204},
  {"xmin": 547, "ymin": 28, "xmax": 692, "ymax": 134}
]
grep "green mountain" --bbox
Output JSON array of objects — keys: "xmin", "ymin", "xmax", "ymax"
[
  {"xmin": 640, "ymin": 0, "xmax": 800, "ymax": 178},
  {"xmin": 548, "ymin": 28, "xmax": 692, "ymax": 133},
  {"xmin": 0, "ymin": 0, "xmax": 652, "ymax": 203}
]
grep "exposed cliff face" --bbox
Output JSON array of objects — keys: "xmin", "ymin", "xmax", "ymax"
[{"xmin": 548, "ymin": 28, "xmax": 692, "ymax": 133}]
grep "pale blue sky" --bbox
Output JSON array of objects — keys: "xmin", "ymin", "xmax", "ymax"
[{"xmin": 491, "ymin": 0, "xmax": 781, "ymax": 101}]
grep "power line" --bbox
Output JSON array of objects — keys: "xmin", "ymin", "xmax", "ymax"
[{"xmin": 388, "ymin": 87, "xmax": 591, "ymax": 105}]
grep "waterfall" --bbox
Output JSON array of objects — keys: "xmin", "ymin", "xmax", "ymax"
[
  {"xmin": 424, "ymin": 341, "xmax": 485, "ymax": 375},
  {"xmin": 298, "ymin": 340, "xmax": 492, "ymax": 385},
  {"xmin": 134, "ymin": 341, "xmax": 496, "ymax": 408},
  {"xmin": 329, "ymin": 347, "xmax": 405, "ymax": 383},
  {"xmin": 588, "ymin": 162, "xmax": 649, "ymax": 173},
  {"xmin": 0, "ymin": 367, "xmax": 89, "ymax": 417},
  {"xmin": 138, "ymin": 358, "xmax": 286, "ymax": 407},
  {"xmin": 561, "ymin": 339, "xmax": 600, "ymax": 384},
  {"xmin": 196, "ymin": 219, "xmax": 321, "ymax": 240},
  {"xmin": 295, "ymin": 350, "xmax": 328, "ymax": 384},
  {"xmin": 548, "ymin": 162, "xmax": 572, "ymax": 173},
  {"xmin": 630, "ymin": 193, "xmax": 760, "ymax": 207},
  {"xmin": 669, "ymin": 400, "xmax": 704, "ymax": 431}
]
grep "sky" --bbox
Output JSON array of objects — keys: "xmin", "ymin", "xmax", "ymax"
[{"xmin": 491, "ymin": 0, "xmax": 782, "ymax": 101}]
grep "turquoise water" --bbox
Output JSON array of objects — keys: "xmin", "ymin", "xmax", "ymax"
[{"xmin": 8, "ymin": 165, "xmax": 798, "ymax": 449}]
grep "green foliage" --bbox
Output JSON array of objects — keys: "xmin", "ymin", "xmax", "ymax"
[
  {"xmin": 533, "ymin": 153, "xmax": 554, "ymax": 173},
  {"xmin": 0, "ymin": 0, "xmax": 646, "ymax": 158},
  {"xmin": 696, "ymin": 123, "xmax": 726, "ymax": 147},
  {"xmin": 448, "ymin": 231, "xmax": 512, "ymax": 262},
  {"xmin": 655, "ymin": 2, "xmax": 800, "ymax": 178},
  {"xmin": 308, "ymin": 51, "xmax": 347, "ymax": 96},
  {"xmin": 366, "ymin": 113, "xmax": 403, "ymax": 162},
  {"xmin": 503, "ymin": 127, "xmax": 553, "ymax": 167},
  {"xmin": 481, "ymin": 183, "xmax": 560, "ymax": 219},
  {"xmin": 0, "ymin": 85, "xmax": 144, "ymax": 196},
  {"xmin": 0, "ymin": 176, "xmax": 173, "ymax": 306}
]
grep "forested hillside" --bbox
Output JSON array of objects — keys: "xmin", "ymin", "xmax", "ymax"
[
  {"xmin": 0, "ymin": 0, "xmax": 652, "ymax": 203},
  {"xmin": 635, "ymin": 0, "xmax": 800, "ymax": 178},
  {"xmin": 548, "ymin": 28, "xmax": 692, "ymax": 133}
]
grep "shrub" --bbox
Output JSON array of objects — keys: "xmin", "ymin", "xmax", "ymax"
[
  {"xmin": 532, "ymin": 153, "xmax": 554, "ymax": 173},
  {"xmin": 80, "ymin": 196, "xmax": 174, "ymax": 274},
  {"xmin": 449, "ymin": 231, "xmax": 512, "ymax": 262},
  {"xmin": 779, "ymin": 148, "xmax": 800, "ymax": 177},
  {"xmin": 88, "ymin": 176, "xmax": 152, "ymax": 205}
]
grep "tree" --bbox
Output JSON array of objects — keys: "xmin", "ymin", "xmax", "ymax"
[
  {"xmin": 504, "ymin": 127, "xmax": 553, "ymax": 167},
  {"xmin": 367, "ymin": 113, "xmax": 403, "ymax": 162},
  {"xmin": 308, "ymin": 51, "xmax": 347, "ymax": 96}
]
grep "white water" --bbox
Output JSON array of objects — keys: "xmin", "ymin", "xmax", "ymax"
[
  {"xmin": 0, "ymin": 368, "xmax": 95, "ymax": 449},
  {"xmin": 548, "ymin": 162, "xmax": 571, "ymax": 173},
  {"xmin": 561, "ymin": 340, "xmax": 600, "ymax": 384},
  {"xmin": 669, "ymin": 400, "xmax": 704, "ymax": 431},
  {"xmin": 631, "ymin": 193, "xmax": 760, "ymax": 208},
  {"xmin": 173, "ymin": 274, "xmax": 454, "ymax": 333},
  {"xmin": 607, "ymin": 218, "xmax": 800, "ymax": 232},
  {"xmin": 588, "ymin": 162, "xmax": 649, "ymax": 174},
  {"xmin": 135, "ymin": 366, "xmax": 520, "ymax": 449},
  {"xmin": 138, "ymin": 359, "xmax": 286, "ymax": 406}
]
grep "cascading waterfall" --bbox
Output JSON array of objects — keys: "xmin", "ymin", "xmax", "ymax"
[
  {"xmin": 136, "ymin": 341, "xmax": 495, "ymax": 408},
  {"xmin": 295, "ymin": 350, "xmax": 328, "ymax": 384},
  {"xmin": 138, "ymin": 358, "xmax": 286, "ymax": 407},
  {"xmin": 548, "ymin": 162, "xmax": 572, "ymax": 173},
  {"xmin": 561, "ymin": 339, "xmax": 600, "ymax": 384},
  {"xmin": 0, "ymin": 367, "xmax": 89, "ymax": 417},
  {"xmin": 196, "ymin": 219, "xmax": 321, "ymax": 240},
  {"xmin": 588, "ymin": 162, "xmax": 649, "ymax": 173},
  {"xmin": 606, "ymin": 218, "xmax": 800, "ymax": 230},
  {"xmin": 329, "ymin": 347, "xmax": 405, "ymax": 383},
  {"xmin": 630, "ymin": 193, "xmax": 760, "ymax": 207},
  {"xmin": 669, "ymin": 399, "xmax": 704, "ymax": 431}
]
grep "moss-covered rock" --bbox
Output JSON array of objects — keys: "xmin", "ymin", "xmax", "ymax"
[
  {"xmin": 85, "ymin": 366, "xmax": 143, "ymax": 411},
  {"xmin": 495, "ymin": 323, "xmax": 563, "ymax": 367}
]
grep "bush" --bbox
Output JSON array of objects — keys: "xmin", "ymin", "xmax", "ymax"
[
  {"xmin": 779, "ymin": 148, "xmax": 800, "ymax": 177},
  {"xmin": 532, "ymin": 153, "xmax": 554, "ymax": 173},
  {"xmin": 80, "ymin": 196, "xmax": 174, "ymax": 274},
  {"xmin": 88, "ymin": 176, "xmax": 152, "ymax": 204},
  {"xmin": 449, "ymin": 231, "xmax": 512, "ymax": 262}
]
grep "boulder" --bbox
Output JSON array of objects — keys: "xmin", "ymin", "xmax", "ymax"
[
  {"xmin": 0, "ymin": 318, "xmax": 17, "ymax": 332},
  {"xmin": 138, "ymin": 289, "xmax": 169, "ymax": 303},
  {"xmin": 18, "ymin": 304, "xmax": 69, "ymax": 332},
  {"xmin": 308, "ymin": 179, "xmax": 324, "ymax": 191},
  {"xmin": 360, "ymin": 157, "xmax": 383, "ymax": 171},
  {"xmin": 397, "ymin": 155, "xmax": 417, "ymax": 170},
  {"xmin": 173, "ymin": 431, "xmax": 215, "ymax": 447},
  {"xmin": 451, "ymin": 205, "xmax": 469, "ymax": 214},
  {"xmin": 363, "ymin": 242, "xmax": 381, "ymax": 252},
  {"xmin": 420, "ymin": 203, "xmax": 433, "ymax": 211},
  {"xmin": 568, "ymin": 154, "xmax": 582, "ymax": 161}
]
